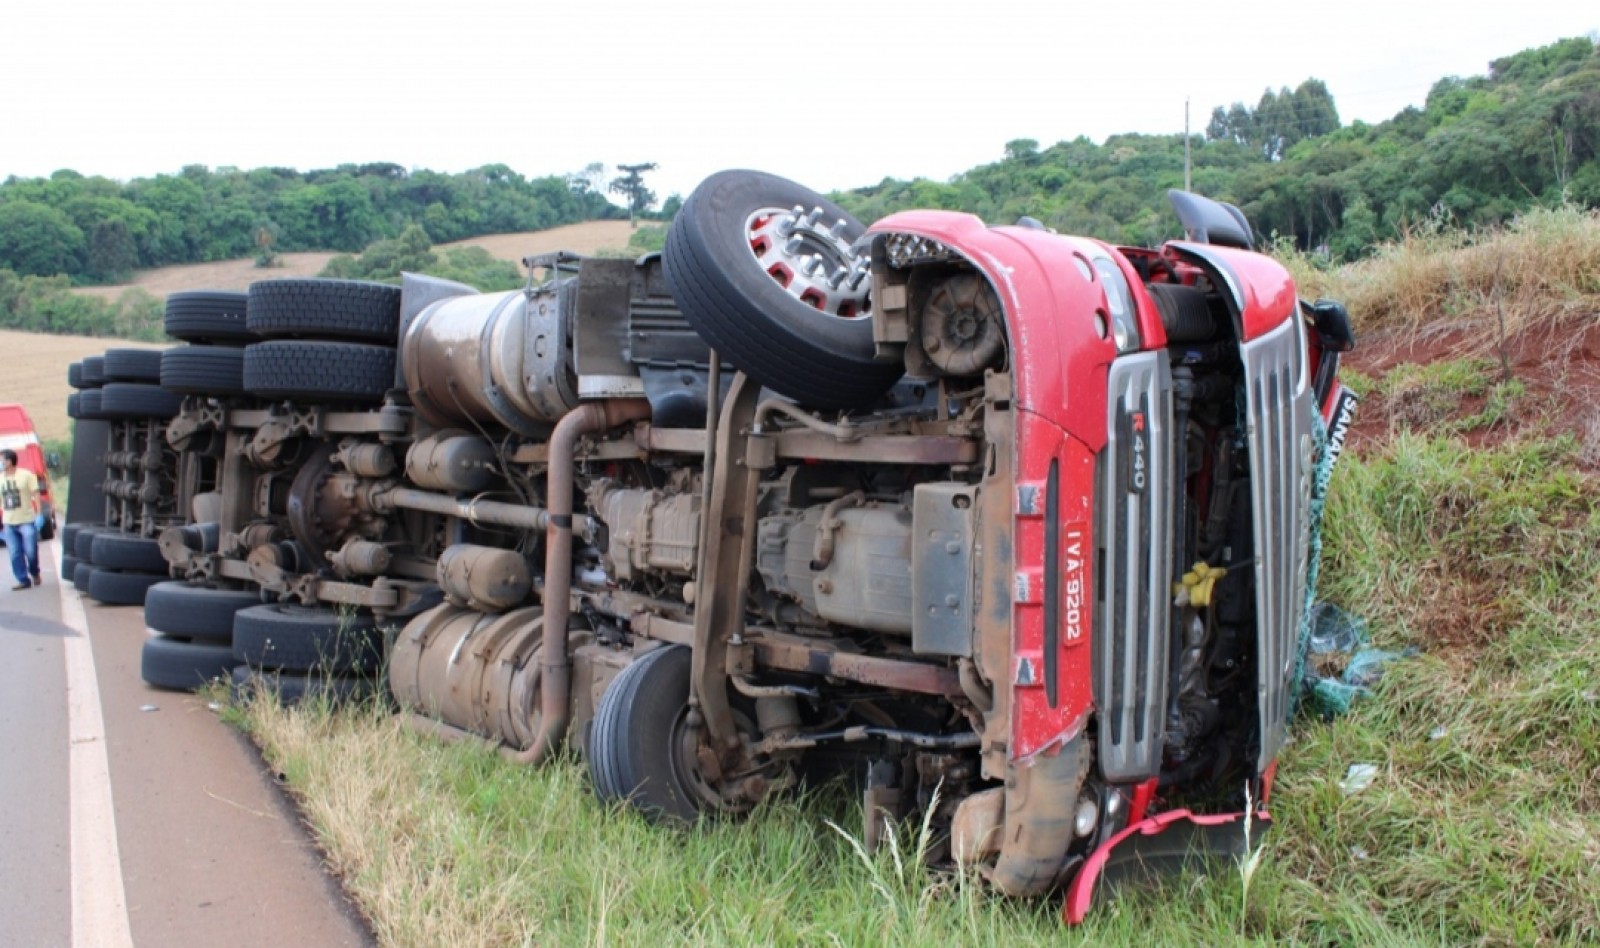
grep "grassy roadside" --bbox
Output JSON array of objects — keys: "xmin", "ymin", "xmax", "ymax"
[
  {"xmin": 239, "ymin": 423, "xmax": 1600, "ymax": 946},
  {"xmin": 238, "ymin": 207, "xmax": 1600, "ymax": 946}
]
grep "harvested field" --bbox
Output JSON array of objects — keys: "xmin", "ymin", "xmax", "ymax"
[
  {"xmin": 72, "ymin": 221, "xmax": 638, "ymax": 302},
  {"xmin": 0, "ymin": 330, "xmax": 167, "ymax": 444}
]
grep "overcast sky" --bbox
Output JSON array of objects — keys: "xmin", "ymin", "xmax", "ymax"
[{"xmin": 3, "ymin": 0, "xmax": 1596, "ymax": 203}]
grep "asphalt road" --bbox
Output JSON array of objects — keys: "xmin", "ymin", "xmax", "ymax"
[{"xmin": 0, "ymin": 541, "xmax": 374, "ymax": 947}]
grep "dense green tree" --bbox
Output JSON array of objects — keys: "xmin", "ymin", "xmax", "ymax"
[
  {"xmin": 1207, "ymin": 79, "xmax": 1340, "ymax": 160},
  {"xmin": 87, "ymin": 219, "xmax": 139, "ymax": 281},
  {"xmin": 0, "ymin": 202, "xmax": 86, "ymax": 276},
  {"xmin": 0, "ymin": 160, "xmax": 627, "ymax": 282}
]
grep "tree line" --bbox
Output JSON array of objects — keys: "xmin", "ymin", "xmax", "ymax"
[
  {"xmin": 835, "ymin": 37, "xmax": 1600, "ymax": 261},
  {"xmin": 2, "ymin": 35, "xmax": 1595, "ymax": 320},
  {"xmin": 0, "ymin": 162, "xmax": 630, "ymax": 283}
]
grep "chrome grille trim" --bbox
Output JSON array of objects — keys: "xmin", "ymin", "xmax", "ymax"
[
  {"xmin": 1242, "ymin": 315, "xmax": 1314, "ymax": 770},
  {"xmin": 1094, "ymin": 351, "xmax": 1174, "ymax": 782}
]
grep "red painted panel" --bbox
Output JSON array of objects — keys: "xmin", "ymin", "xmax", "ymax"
[
  {"xmin": 866, "ymin": 212, "xmax": 1138, "ymax": 759},
  {"xmin": 1164, "ymin": 241, "xmax": 1298, "ymax": 341},
  {"xmin": 1009, "ymin": 411, "xmax": 1096, "ymax": 759}
]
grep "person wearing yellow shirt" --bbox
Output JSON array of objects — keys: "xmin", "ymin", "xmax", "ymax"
[{"xmin": 1, "ymin": 449, "xmax": 43, "ymax": 590}]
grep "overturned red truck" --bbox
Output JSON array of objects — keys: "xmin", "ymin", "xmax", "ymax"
[{"xmin": 112, "ymin": 170, "xmax": 1354, "ymax": 919}]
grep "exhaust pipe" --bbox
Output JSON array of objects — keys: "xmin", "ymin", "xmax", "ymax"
[{"xmin": 503, "ymin": 398, "xmax": 651, "ymax": 765}]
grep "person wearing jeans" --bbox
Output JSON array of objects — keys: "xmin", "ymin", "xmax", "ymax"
[{"xmin": 0, "ymin": 449, "xmax": 42, "ymax": 590}]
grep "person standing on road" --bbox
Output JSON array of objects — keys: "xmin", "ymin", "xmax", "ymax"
[{"xmin": 0, "ymin": 449, "xmax": 42, "ymax": 589}]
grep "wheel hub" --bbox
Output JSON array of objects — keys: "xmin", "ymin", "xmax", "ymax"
[{"xmin": 744, "ymin": 206, "xmax": 871, "ymax": 318}]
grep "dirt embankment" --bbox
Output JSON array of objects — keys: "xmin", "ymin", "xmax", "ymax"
[{"xmin": 1343, "ymin": 320, "xmax": 1600, "ymax": 468}]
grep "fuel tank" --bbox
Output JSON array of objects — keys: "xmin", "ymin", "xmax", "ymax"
[
  {"xmin": 389, "ymin": 604, "xmax": 546, "ymax": 750},
  {"xmin": 400, "ymin": 281, "xmax": 580, "ymax": 435}
]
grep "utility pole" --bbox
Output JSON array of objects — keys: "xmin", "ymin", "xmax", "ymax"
[{"xmin": 1184, "ymin": 98, "xmax": 1192, "ymax": 192}]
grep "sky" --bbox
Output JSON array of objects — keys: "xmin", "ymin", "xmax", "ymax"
[{"xmin": 3, "ymin": 0, "xmax": 1596, "ymax": 204}]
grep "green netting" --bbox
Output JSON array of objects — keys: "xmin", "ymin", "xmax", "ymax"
[
  {"xmin": 1290, "ymin": 411, "xmax": 1335, "ymax": 719},
  {"xmin": 1289, "ymin": 409, "xmax": 1409, "ymax": 718}
]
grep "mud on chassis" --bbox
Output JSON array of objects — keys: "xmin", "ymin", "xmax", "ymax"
[{"xmin": 161, "ymin": 170, "xmax": 1354, "ymax": 922}]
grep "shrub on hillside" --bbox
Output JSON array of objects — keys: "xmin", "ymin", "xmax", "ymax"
[
  {"xmin": 320, "ymin": 226, "xmax": 523, "ymax": 292},
  {"xmin": 0, "ymin": 269, "xmax": 162, "ymax": 340}
]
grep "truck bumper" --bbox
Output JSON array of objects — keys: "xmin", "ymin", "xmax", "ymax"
[{"xmin": 1063, "ymin": 806, "xmax": 1272, "ymax": 924}]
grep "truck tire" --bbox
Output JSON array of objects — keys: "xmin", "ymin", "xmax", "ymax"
[
  {"xmin": 242, "ymin": 341, "xmax": 394, "ymax": 404},
  {"xmin": 98, "ymin": 383, "xmax": 183, "ymax": 420},
  {"xmin": 165, "ymin": 291, "xmax": 254, "ymax": 345},
  {"xmin": 90, "ymin": 533, "xmax": 167, "ymax": 572},
  {"xmin": 160, "ymin": 346, "xmax": 247, "ymax": 395},
  {"xmin": 663, "ymin": 169, "xmax": 901, "ymax": 409},
  {"xmin": 589, "ymin": 644, "xmax": 716, "ymax": 824},
  {"xmin": 102, "ymin": 349, "xmax": 164, "ymax": 383},
  {"xmin": 74, "ymin": 527, "xmax": 107, "ymax": 562},
  {"xmin": 229, "ymin": 665, "xmax": 377, "ymax": 707},
  {"xmin": 61, "ymin": 554, "xmax": 81, "ymax": 580},
  {"xmin": 143, "ymin": 581, "xmax": 259, "ymax": 644},
  {"xmin": 68, "ymin": 362, "xmax": 90, "ymax": 389},
  {"xmin": 68, "ymin": 390, "xmax": 102, "ymax": 420},
  {"xmin": 231, "ymin": 604, "xmax": 385, "ymax": 674},
  {"xmin": 87, "ymin": 569, "xmax": 166, "ymax": 606},
  {"xmin": 246, "ymin": 279, "xmax": 402, "ymax": 344},
  {"xmin": 141, "ymin": 635, "xmax": 237, "ymax": 691},
  {"xmin": 73, "ymin": 562, "xmax": 94, "ymax": 592}
]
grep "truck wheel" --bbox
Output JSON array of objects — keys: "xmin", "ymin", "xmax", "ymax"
[
  {"xmin": 229, "ymin": 666, "xmax": 377, "ymax": 707},
  {"xmin": 246, "ymin": 279, "xmax": 402, "ymax": 344},
  {"xmin": 165, "ymin": 291, "xmax": 255, "ymax": 345},
  {"xmin": 160, "ymin": 346, "xmax": 247, "ymax": 395},
  {"xmin": 80, "ymin": 356, "xmax": 106, "ymax": 388},
  {"xmin": 144, "ymin": 582, "xmax": 260, "ymax": 644},
  {"xmin": 74, "ymin": 527, "xmax": 110, "ymax": 562},
  {"xmin": 102, "ymin": 349, "xmax": 164, "ymax": 383},
  {"xmin": 231, "ymin": 604, "xmax": 385, "ymax": 674},
  {"xmin": 61, "ymin": 553, "xmax": 81, "ymax": 579},
  {"xmin": 141, "ymin": 635, "xmax": 237, "ymax": 691},
  {"xmin": 67, "ymin": 390, "xmax": 102, "ymax": 420},
  {"xmin": 68, "ymin": 362, "xmax": 90, "ymax": 389},
  {"xmin": 663, "ymin": 169, "xmax": 902, "ymax": 409},
  {"xmin": 90, "ymin": 533, "xmax": 168, "ymax": 572},
  {"xmin": 87, "ymin": 569, "xmax": 166, "ymax": 606},
  {"xmin": 73, "ymin": 562, "xmax": 95, "ymax": 592},
  {"xmin": 98, "ymin": 383, "xmax": 183, "ymax": 420},
  {"xmin": 242, "ymin": 341, "xmax": 395, "ymax": 404},
  {"xmin": 589, "ymin": 644, "xmax": 752, "ymax": 824}
]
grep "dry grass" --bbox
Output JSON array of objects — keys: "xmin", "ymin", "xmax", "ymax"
[
  {"xmin": 73, "ymin": 221, "xmax": 639, "ymax": 302},
  {"xmin": 1286, "ymin": 205, "xmax": 1600, "ymax": 347},
  {"xmin": 0, "ymin": 330, "xmax": 166, "ymax": 444}
]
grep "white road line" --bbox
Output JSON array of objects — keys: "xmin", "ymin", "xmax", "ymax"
[{"xmin": 56, "ymin": 543, "xmax": 135, "ymax": 948}]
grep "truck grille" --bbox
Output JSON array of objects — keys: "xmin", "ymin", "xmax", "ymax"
[
  {"xmin": 1241, "ymin": 316, "xmax": 1314, "ymax": 771},
  {"xmin": 1094, "ymin": 351, "xmax": 1175, "ymax": 783}
]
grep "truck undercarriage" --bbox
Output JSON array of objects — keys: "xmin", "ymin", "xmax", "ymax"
[{"xmin": 68, "ymin": 169, "xmax": 1355, "ymax": 921}]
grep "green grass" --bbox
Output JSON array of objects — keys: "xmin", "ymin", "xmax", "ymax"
[{"xmin": 238, "ymin": 429, "xmax": 1600, "ymax": 946}]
